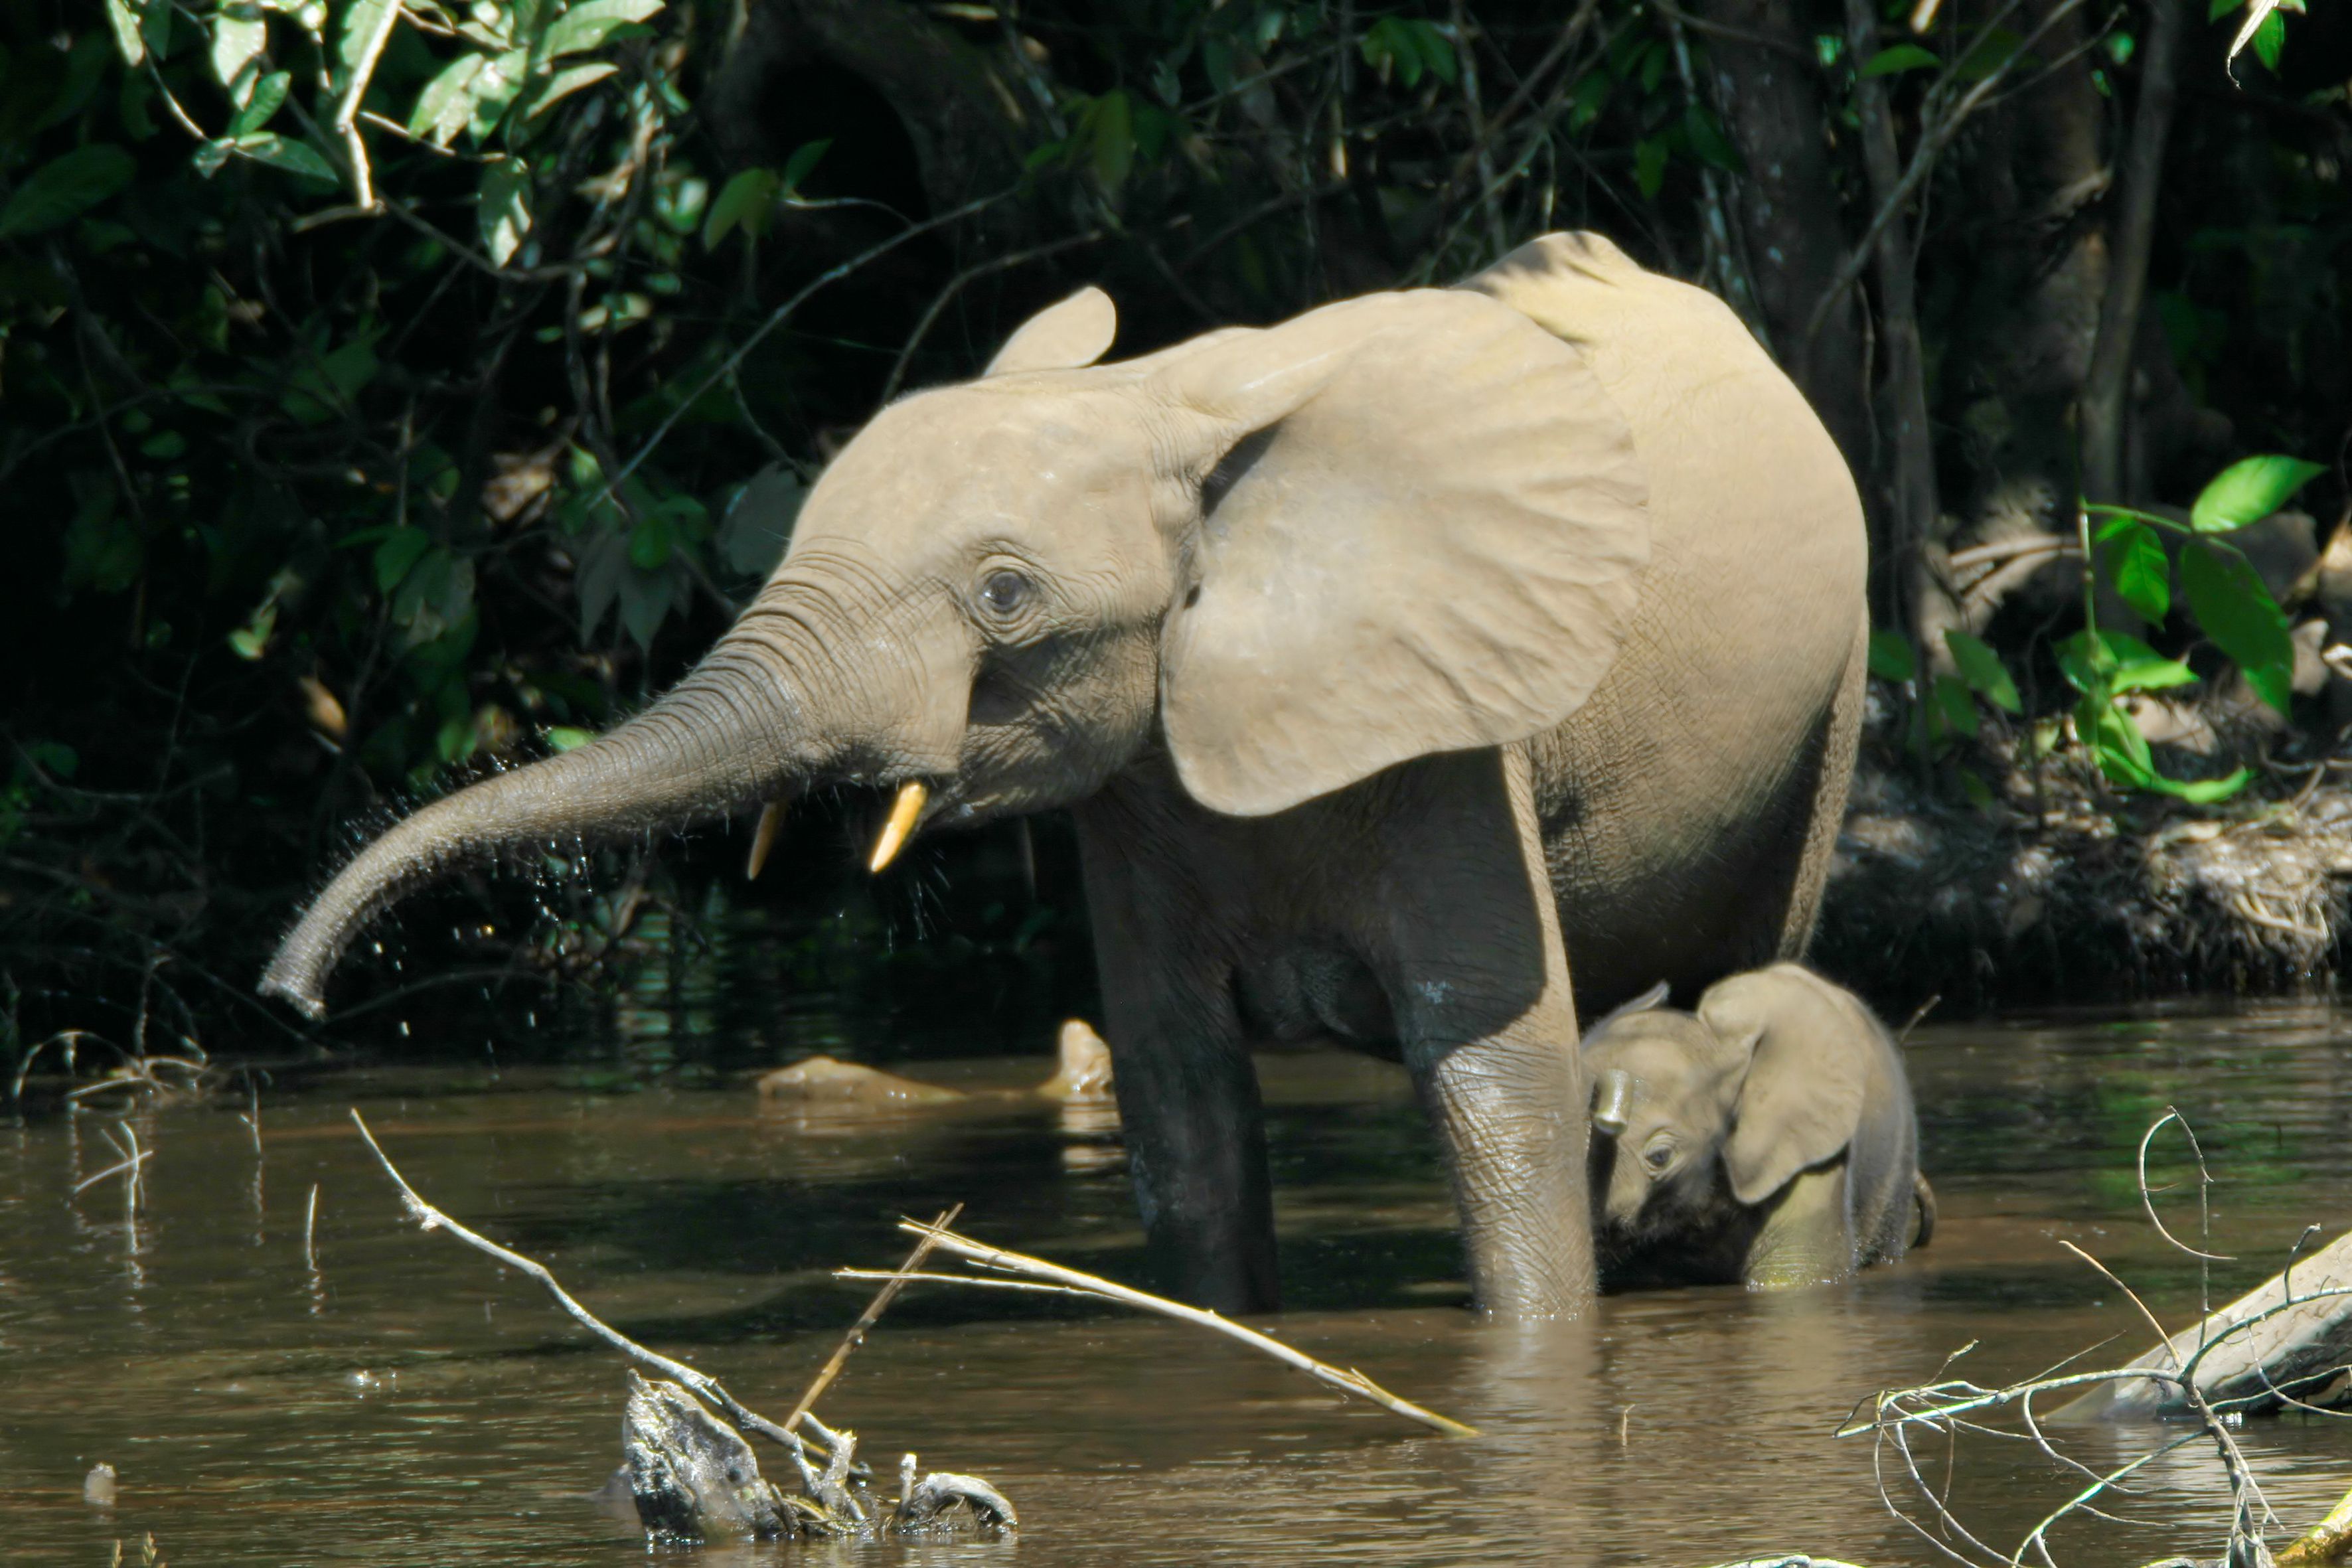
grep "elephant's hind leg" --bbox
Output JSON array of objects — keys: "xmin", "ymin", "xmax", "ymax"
[{"xmin": 1774, "ymin": 608, "xmax": 1870, "ymax": 959}]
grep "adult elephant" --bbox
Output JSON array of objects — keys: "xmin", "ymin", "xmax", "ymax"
[{"xmin": 263, "ymin": 233, "xmax": 1868, "ymax": 1322}]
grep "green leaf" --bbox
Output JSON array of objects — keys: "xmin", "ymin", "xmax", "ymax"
[
  {"xmin": 410, "ymin": 53, "xmax": 487, "ymax": 146},
  {"xmin": 718, "ymin": 463, "xmax": 803, "ymax": 576},
  {"xmin": 522, "ymin": 60, "xmax": 617, "ymax": 119},
  {"xmin": 2104, "ymin": 518, "xmax": 2171, "ymax": 622},
  {"xmin": 0, "ymin": 145, "xmax": 135, "ymax": 238},
  {"xmin": 2146, "ymin": 766, "xmax": 2252, "ymax": 803},
  {"xmin": 1682, "ymin": 104, "xmax": 1739, "ymax": 171},
  {"xmin": 228, "ymin": 132, "xmax": 339, "ymax": 184},
  {"xmin": 2209, "ymin": 0, "xmax": 2240, "ymax": 21},
  {"xmin": 2189, "ymin": 454, "xmax": 2325, "ymax": 533},
  {"xmin": 478, "ymin": 155, "xmax": 531, "ymax": 266},
  {"xmin": 1932, "ymin": 673, "xmax": 1980, "ymax": 738},
  {"xmin": 1860, "ymin": 43, "xmax": 1940, "ymax": 76},
  {"xmin": 1089, "ymin": 89, "xmax": 1135, "ymax": 193},
  {"xmin": 1867, "ymin": 629, "xmax": 1916, "ymax": 682},
  {"xmin": 779, "ymin": 136, "xmax": 830, "ymax": 192},
  {"xmin": 1944, "ymin": 629, "xmax": 2022, "ymax": 712},
  {"xmin": 703, "ymin": 167, "xmax": 778, "ymax": 248},
  {"xmin": 544, "ymin": 726, "xmax": 593, "ymax": 752},
  {"xmin": 230, "ymin": 71, "xmax": 290, "ymax": 135},
  {"xmin": 374, "ymin": 528, "xmax": 431, "ymax": 592},
  {"xmin": 2251, "ymin": 7, "xmax": 2284, "ymax": 69},
  {"xmin": 2086, "ymin": 697, "xmax": 2154, "ymax": 787},
  {"xmin": 2180, "ymin": 538, "xmax": 2295, "ymax": 713},
  {"xmin": 1954, "ymin": 25, "xmax": 2025, "ymax": 81},
  {"xmin": 105, "ymin": 0, "xmax": 147, "ymax": 66},
  {"xmin": 628, "ymin": 516, "xmax": 672, "ymax": 570},
  {"xmin": 1361, "ymin": 17, "xmax": 1425, "ymax": 86},
  {"xmin": 1634, "ymin": 137, "xmax": 1669, "ymax": 198},
  {"xmin": 540, "ymin": 0, "xmax": 664, "ymax": 59}
]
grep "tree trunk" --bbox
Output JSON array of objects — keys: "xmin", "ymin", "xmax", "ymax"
[
  {"xmin": 2080, "ymin": 0, "xmax": 2192, "ymax": 501},
  {"xmin": 1691, "ymin": 0, "xmax": 1873, "ymax": 481}
]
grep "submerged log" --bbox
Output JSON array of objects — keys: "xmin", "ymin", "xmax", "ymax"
[{"xmin": 2063, "ymin": 1227, "xmax": 2352, "ymax": 1419}]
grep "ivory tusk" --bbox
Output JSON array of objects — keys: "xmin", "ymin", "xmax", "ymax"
[
  {"xmin": 1591, "ymin": 1067, "xmax": 1636, "ymax": 1138},
  {"xmin": 744, "ymin": 801, "xmax": 785, "ymax": 882},
  {"xmin": 868, "ymin": 781, "xmax": 928, "ymax": 873}
]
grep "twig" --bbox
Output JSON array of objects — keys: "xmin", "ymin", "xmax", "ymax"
[
  {"xmin": 864, "ymin": 1219, "xmax": 1478, "ymax": 1439},
  {"xmin": 348, "ymin": 1109, "xmax": 820, "ymax": 1463},
  {"xmin": 785, "ymin": 1204, "xmax": 963, "ymax": 1435},
  {"xmin": 331, "ymin": 0, "xmax": 405, "ymax": 211}
]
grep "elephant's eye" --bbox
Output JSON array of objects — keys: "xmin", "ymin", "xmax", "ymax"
[
  {"xmin": 979, "ymin": 569, "xmax": 1033, "ymax": 618},
  {"xmin": 1642, "ymin": 1139, "xmax": 1676, "ymax": 1174}
]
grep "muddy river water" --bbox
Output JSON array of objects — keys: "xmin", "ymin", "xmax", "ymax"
[{"xmin": 8, "ymin": 1001, "xmax": 2352, "ymax": 1565}]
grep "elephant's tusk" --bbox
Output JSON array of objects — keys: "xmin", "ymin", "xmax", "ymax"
[
  {"xmin": 868, "ymin": 781, "xmax": 928, "ymax": 873},
  {"xmin": 745, "ymin": 801, "xmax": 786, "ymax": 881},
  {"xmin": 1591, "ymin": 1067, "xmax": 1636, "ymax": 1138}
]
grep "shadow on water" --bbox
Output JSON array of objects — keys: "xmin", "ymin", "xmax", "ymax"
[{"xmin": 7, "ymin": 999, "xmax": 2352, "ymax": 1564}]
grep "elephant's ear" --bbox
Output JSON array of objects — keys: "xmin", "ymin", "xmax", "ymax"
[
  {"xmin": 1709, "ymin": 980, "xmax": 1870, "ymax": 1208},
  {"xmin": 985, "ymin": 287, "xmax": 1118, "ymax": 376},
  {"xmin": 1151, "ymin": 289, "xmax": 1650, "ymax": 817}
]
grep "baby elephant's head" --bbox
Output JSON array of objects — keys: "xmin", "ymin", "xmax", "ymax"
[{"xmin": 1581, "ymin": 985, "xmax": 1755, "ymax": 1245}]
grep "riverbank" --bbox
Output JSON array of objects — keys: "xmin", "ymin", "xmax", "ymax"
[{"xmin": 1814, "ymin": 750, "xmax": 2352, "ymax": 1012}]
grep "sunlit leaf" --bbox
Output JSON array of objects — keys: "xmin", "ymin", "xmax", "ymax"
[
  {"xmin": 544, "ymin": 726, "xmax": 593, "ymax": 751},
  {"xmin": 2102, "ymin": 517, "xmax": 2171, "ymax": 623},
  {"xmin": 479, "ymin": 155, "xmax": 531, "ymax": 266},
  {"xmin": 410, "ymin": 54, "xmax": 487, "ymax": 145},
  {"xmin": 104, "ymin": 0, "xmax": 146, "ymax": 67},
  {"xmin": 1860, "ymin": 43, "xmax": 1940, "ymax": 76},
  {"xmin": 2190, "ymin": 453, "xmax": 2325, "ymax": 532},
  {"xmin": 522, "ymin": 60, "xmax": 617, "ymax": 119},
  {"xmin": 0, "ymin": 145, "xmax": 135, "ymax": 238},
  {"xmin": 2180, "ymin": 538, "xmax": 2294, "ymax": 713},
  {"xmin": 336, "ymin": 0, "xmax": 398, "ymax": 74},
  {"xmin": 1867, "ymin": 629, "xmax": 1916, "ymax": 682},
  {"xmin": 1944, "ymin": 629, "xmax": 2022, "ymax": 712},
  {"xmin": 212, "ymin": 2, "xmax": 270, "ymax": 97},
  {"xmin": 540, "ymin": 0, "xmax": 664, "ymax": 60}
]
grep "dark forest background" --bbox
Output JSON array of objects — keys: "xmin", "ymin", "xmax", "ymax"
[{"xmin": 2, "ymin": 0, "xmax": 2347, "ymax": 1070}]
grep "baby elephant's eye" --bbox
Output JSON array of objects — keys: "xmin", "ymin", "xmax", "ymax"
[
  {"xmin": 1642, "ymin": 1141, "xmax": 1676, "ymax": 1173},
  {"xmin": 979, "ymin": 569, "xmax": 1033, "ymax": 617}
]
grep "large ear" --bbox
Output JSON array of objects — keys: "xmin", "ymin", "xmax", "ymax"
[
  {"xmin": 984, "ymin": 287, "xmax": 1118, "ymax": 376},
  {"xmin": 1150, "ymin": 289, "xmax": 1649, "ymax": 817},
  {"xmin": 1705, "ymin": 976, "xmax": 1871, "ymax": 1208}
]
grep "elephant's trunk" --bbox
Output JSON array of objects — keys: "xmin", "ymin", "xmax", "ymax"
[{"xmin": 260, "ymin": 632, "xmax": 819, "ymax": 1020}]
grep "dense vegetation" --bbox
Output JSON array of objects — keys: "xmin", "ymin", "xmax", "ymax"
[{"xmin": 3, "ymin": 0, "xmax": 2347, "ymax": 1065}]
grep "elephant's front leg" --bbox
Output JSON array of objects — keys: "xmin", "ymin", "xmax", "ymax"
[
  {"xmin": 1074, "ymin": 797, "xmax": 1280, "ymax": 1315},
  {"xmin": 1372, "ymin": 747, "xmax": 1596, "ymax": 1317}
]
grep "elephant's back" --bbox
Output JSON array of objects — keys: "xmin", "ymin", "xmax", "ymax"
[{"xmin": 1465, "ymin": 234, "xmax": 1867, "ymax": 1013}]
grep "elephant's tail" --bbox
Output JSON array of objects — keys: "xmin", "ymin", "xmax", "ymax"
[{"xmin": 1911, "ymin": 1172, "xmax": 1938, "ymax": 1250}]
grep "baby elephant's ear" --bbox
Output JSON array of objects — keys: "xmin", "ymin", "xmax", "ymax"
[
  {"xmin": 1705, "ymin": 974, "xmax": 1871, "ymax": 1208},
  {"xmin": 1151, "ymin": 289, "xmax": 1650, "ymax": 817},
  {"xmin": 984, "ymin": 287, "xmax": 1118, "ymax": 376}
]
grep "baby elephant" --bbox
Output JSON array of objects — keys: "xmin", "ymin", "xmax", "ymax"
[{"xmin": 1581, "ymin": 963, "xmax": 1933, "ymax": 1290}]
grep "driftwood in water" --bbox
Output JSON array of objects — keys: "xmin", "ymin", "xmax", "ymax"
[
  {"xmin": 625, "ymin": 1373, "xmax": 793, "ymax": 1543},
  {"xmin": 2061, "ymin": 1226, "xmax": 2352, "ymax": 1419}
]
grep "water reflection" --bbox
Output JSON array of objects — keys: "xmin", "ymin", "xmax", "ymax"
[{"xmin": 2, "ymin": 1002, "xmax": 2352, "ymax": 1565}]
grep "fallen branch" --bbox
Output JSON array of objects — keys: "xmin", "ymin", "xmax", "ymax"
[
  {"xmin": 348, "ymin": 1109, "xmax": 823, "ymax": 1464},
  {"xmin": 840, "ymin": 1219, "xmax": 1478, "ymax": 1439}
]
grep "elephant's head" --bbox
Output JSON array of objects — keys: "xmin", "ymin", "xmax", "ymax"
[
  {"xmin": 1581, "ymin": 974, "xmax": 1870, "ymax": 1243},
  {"xmin": 263, "ymin": 266, "xmax": 1650, "ymax": 1017}
]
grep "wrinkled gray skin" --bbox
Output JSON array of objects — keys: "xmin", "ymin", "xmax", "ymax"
[
  {"xmin": 260, "ymin": 233, "xmax": 1868, "ymax": 1322},
  {"xmin": 1583, "ymin": 964, "xmax": 1927, "ymax": 1291}
]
